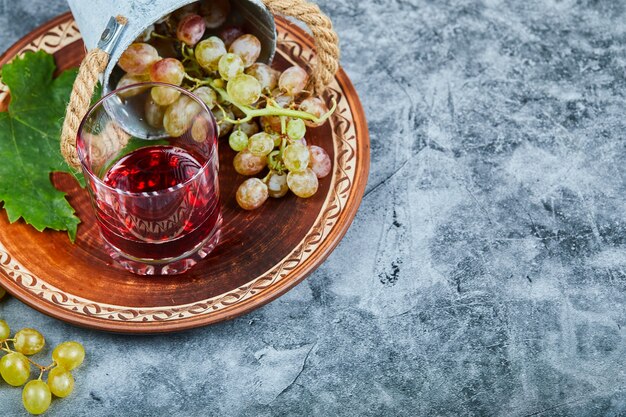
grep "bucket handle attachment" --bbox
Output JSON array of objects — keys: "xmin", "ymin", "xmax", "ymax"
[{"xmin": 61, "ymin": 2, "xmax": 340, "ymax": 169}]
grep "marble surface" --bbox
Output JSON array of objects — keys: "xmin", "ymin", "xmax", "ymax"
[{"xmin": 2, "ymin": 0, "xmax": 626, "ymax": 415}]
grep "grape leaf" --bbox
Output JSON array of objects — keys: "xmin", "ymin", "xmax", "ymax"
[{"xmin": 0, "ymin": 51, "xmax": 81, "ymax": 241}]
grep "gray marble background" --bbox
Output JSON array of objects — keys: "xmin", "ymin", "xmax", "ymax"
[{"xmin": 1, "ymin": 0, "xmax": 626, "ymax": 416}]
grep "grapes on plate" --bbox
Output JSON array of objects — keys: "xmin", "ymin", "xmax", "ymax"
[
  {"xmin": 287, "ymin": 168, "xmax": 319, "ymax": 198},
  {"xmin": 218, "ymin": 53, "xmax": 244, "ymax": 81},
  {"xmin": 283, "ymin": 143, "xmax": 311, "ymax": 172},
  {"xmin": 308, "ymin": 145, "xmax": 332, "ymax": 178},
  {"xmin": 299, "ymin": 97, "xmax": 329, "ymax": 127},
  {"xmin": 234, "ymin": 150, "xmax": 267, "ymax": 176},
  {"xmin": 192, "ymin": 86, "xmax": 217, "ymax": 109},
  {"xmin": 236, "ymin": 178, "xmax": 269, "ymax": 210},
  {"xmin": 176, "ymin": 14, "xmax": 206, "ymax": 46},
  {"xmin": 116, "ymin": 74, "xmax": 149, "ymax": 98},
  {"xmin": 229, "ymin": 34, "xmax": 262, "ymax": 68},
  {"xmin": 112, "ymin": 2, "xmax": 337, "ymax": 210},
  {"xmin": 163, "ymin": 95, "xmax": 202, "ymax": 137},
  {"xmin": 246, "ymin": 63, "xmax": 279, "ymax": 92},
  {"xmin": 248, "ymin": 132, "xmax": 274, "ymax": 156},
  {"xmin": 229, "ymin": 130, "xmax": 249, "ymax": 152},
  {"xmin": 195, "ymin": 37, "xmax": 226, "ymax": 70},
  {"xmin": 238, "ymin": 120, "xmax": 260, "ymax": 137},
  {"xmin": 200, "ymin": 0, "xmax": 230, "ymax": 28},
  {"xmin": 279, "ymin": 66, "xmax": 308, "ymax": 96},
  {"xmin": 149, "ymin": 58, "xmax": 185, "ymax": 85},
  {"xmin": 220, "ymin": 26, "xmax": 245, "ymax": 48},
  {"xmin": 227, "ymin": 74, "xmax": 261, "ymax": 105},
  {"xmin": 172, "ymin": 3, "xmax": 200, "ymax": 21},
  {"xmin": 214, "ymin": 106, "xmax": 235, "ymax": 137},
  {"xmin": 267, "ymin": 171, "xmax": 289, "ymax": 198},
  {"xmin": 118, "ymin": 43, "xmax": 159, "ymax": 75},
  {"xmin": 286, "ymin": 118, "xmax": 306, "ymax": 140},
  {"xmin": 151, "ymin": 86, "xmax": 181, "ymax": 107},
  {"xmin": 145, "ymin": 97, "xmax": 166, "ymax": 128}
]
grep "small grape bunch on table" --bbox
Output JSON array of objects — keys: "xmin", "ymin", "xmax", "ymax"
[
  {"xmin": 0, "ymin": 311, "xmax": 85, "ymax": 415},
  {"xmin": 115, "ymin": 0, "xmax": 335, "ymax": 211}
]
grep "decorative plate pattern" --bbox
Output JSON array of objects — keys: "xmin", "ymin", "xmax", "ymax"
[{"xmin": 0, "ymin": 13, "xmax": 369, "ymax": 332}]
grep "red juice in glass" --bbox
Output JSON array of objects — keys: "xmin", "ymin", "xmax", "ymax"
[{"xmin": 77, "ymin": 83, "xmax": 221, "ymax": 275}]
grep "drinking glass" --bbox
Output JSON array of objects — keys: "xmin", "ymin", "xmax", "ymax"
[{"xmin": 77, "ymin": 82, "xmax": 221, "ymax": 275}]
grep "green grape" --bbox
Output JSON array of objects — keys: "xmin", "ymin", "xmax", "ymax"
[
  {"xmin": 218, "ymin": 53, "xmax": 244, "ymax": 81},
  {"xmin": 176, "ymin": 14, "xmax": 205, "ymax": 46},
  {"xmin": 200, "ymin": 0, "xmax": 230, "ymax": 28},
  {"xmin": 246, "ymin": 63, "xmax": 279, "ymax": 92},
  {"xmin": 149, "ymin": 58, "xmax": 185, "ymax": 86},
  {"xmin": 0, "ymin": 352, "xmax": 31, "ymax": 386},
  {"xmin": 299, "ymin": 97, "xmax": 328, "ymax": 127},
  {"xmin": 229, "ymin": 34, "xmax": 261, "ymax": 68},
  {"xmin": 195, "ymin": 37, "xmax": 226, "ymax": 70},
  {"xmin": 193, "ymin": 86, "xmax": 217, "ymax": 109},
  {"xmin": 287, "ymin": 168, "xmax": 319, "ymax": 198},
  {"xmin": 151, "ymin": 86, "xmax": 181, "ymax": 106},
  {"xmin": 238, "ymin": 120, "xmax": 260, "ymax": 137},
  {"xmin": 248, "ymin": 132, "xmax": 274, "ymax": 156},
  {"xmin": 52, "ymin": 341, "xmax": 85, "ymax": 371},
  {"xmin": 22, "ymin": 380, "xmax": 51, "ymax": 415},
  {"xmin": 47, "ymin": 366, "xmax": 74, "ymax": 398},
  {"xmin": 286, "ymin": 118, "xmax": 306, "ymax": 140},
  {"xmin": 163, "ymin": 95, "xmax": 202, "ymax": 137},
  {"xmin": 279, "ymin": 66, "xmax": 308, "ymax": 96},
  {"xmin": 229, "ymin": 130, "xmax": 249, "ymax": 152},
  {"xmin": 283, "ymin": 144, "xmax": 310, "ymax": 172},
  {"xmin": 14, "ymin": 328, "xmax": 45, "ymax": 356},
  {"xmin": 118, "ymin": 43, "xmax": 159, "ymax": 75},
  {"xmin": 271, "ymin": 133, "xmax": 282, "ymax": 147},
  {"xmin": 0, "ymin": 319, "xmax": 9, "ymax": 340},
  {"xmin": 144, "ymin": 97, "xmax": 166, "ymax": 129},
  {"xmin": 233, "ymin": 151, "xmax": 267, "ymax": 176},
  {"xmin": 308, "ymin": 145, "xmax": 332, "ymax": 178},
  {"xmin": 115, "ymin": 73, "xmax": 150, "ymax": 99},
  {"xmin": 236, "ymin": 178, "xmax": 268, "ymax": 210},
  {"xmin": 267, "ymin": 171, "xmax": 289, "ymax": 198},
  {"xmin": 226, "ymin": 74, "xmax": 261, "ymax": 106}
]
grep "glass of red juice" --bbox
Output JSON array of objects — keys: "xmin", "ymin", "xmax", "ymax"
[{"xmin": 77, "ymin": 83, "xmax": 221, "ymax": 275}]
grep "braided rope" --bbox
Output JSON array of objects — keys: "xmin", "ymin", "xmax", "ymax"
[
  {"xmin": 61, "ymin": 48, "xmax": 109, "ymax": 169},
  {"xmin": 262, "ymin": 0, "xmax": 340, "ymax": 94}
]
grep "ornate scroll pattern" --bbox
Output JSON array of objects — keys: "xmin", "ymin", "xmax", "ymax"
[
  {"xmin": 0, "ymin": 20, "xmax": 80, "ymax": 104},
  {"xmin": 0, "ymin": 17, "xmax": 360, "ymax": 323}
]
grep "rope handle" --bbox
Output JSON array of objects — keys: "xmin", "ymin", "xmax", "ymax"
[
  {"xmin": 61, "ymin": 1, "xmax": 340, "ymax": 169},
  {"xmin": 262, "ymin": 0, "xmax": 340, "ymax": 94}
]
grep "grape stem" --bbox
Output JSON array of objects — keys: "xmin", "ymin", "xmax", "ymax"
[{"xmin": 211, "ymin": 81, "xmax": 337, "ymax": 125}]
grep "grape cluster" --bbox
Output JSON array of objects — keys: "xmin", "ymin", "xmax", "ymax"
[
  {"xmin": 0, "ymin": 314, "xmax": 85, "ymax": 415},
  {"xmin": 116, "ymin": 0, "xmax": 335, "ymax": 210}
]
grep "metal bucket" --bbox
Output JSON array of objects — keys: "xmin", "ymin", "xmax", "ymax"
[{"xmin": 66, "ymin": 0, "xmax": 277, "ymax": 94}]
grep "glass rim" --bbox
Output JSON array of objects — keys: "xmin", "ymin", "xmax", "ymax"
[{"xmin": 76, "ymin": 81, "xmax": 218, "ymax": 197}]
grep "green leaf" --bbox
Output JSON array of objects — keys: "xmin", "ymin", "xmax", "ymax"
[{"xmin": 0, "ymin": 51, "xmax": 81, "ymax": 241}]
